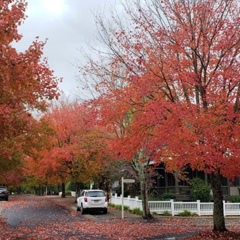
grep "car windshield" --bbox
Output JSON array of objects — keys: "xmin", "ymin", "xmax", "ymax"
[{"xmin": 86, "ymin": 191, "xmax": 105, "ymax": 197}]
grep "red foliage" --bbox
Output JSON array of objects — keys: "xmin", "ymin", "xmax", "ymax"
[
  {"xmin": 80, "ymin": 0, "xmax": 240, "ymax": 230},
  {"xmin": 0, "ymin": 0, "xmax": 61, "ymax": 184},
  {"xmin": 24, "ymin": 101, "xmax": 114, "ymax": 188}
]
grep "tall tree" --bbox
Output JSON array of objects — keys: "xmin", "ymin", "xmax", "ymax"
[
  {"xmin": 0, "ymin": 0, "xmax": 60, "ymax": 181},
  {"xmin": 25, "ymin": 101, "xmax": 114, "ymax": 198},
  {"xmin": 79, "ymin": 0, "xmax": 240, "ymax": 229}
]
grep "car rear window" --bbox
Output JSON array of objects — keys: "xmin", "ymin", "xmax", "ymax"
[{"xmin": 86, "ymin": 191, "xmax": 105, "ymax": 197}]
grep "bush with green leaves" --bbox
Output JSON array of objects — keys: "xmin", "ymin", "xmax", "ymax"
[
  {"xmin": 230, "ymin": 195, "xmax": 240, "ymax": 203},
  {"xmin": 162, "ymin": 192, "xmax": 176, "ymax": 200},
  {"xmin": 124, "ymin": 206, "xmax": 130, "ymax": 211},
  {"xmin": 114, "ymin": 205, "xmax": 122, "ymax": 210},
  {"xmin": 116, "ymin": 187, "xmax": 130, "ymax": 197},
  {"xmin": 148, "ymin": 190, "xmax": 161, "ymax": 201},
  {"xmin": 191, "ymin": 212, "xmax": 199, "ymax": 217},
  {"xmin": 178, "ymin": 210, "xmax": 192, "ymax": 216},
  {"xmin": 162, "ymin": 210, "xmax": 172, "ymax": 216},
  {"xmin": 148, "ymin": 195, "xmax": 161, "ymax": 201},
  {"xmin": 178, "ymin": 210, "xmax": 198, "ymax": 216},
  {"xmin": 190, "ymin": 178, "xmax": 211, "ymax": 202},
  {"xmin": 108, "ymin": 203, "xmax": 143, "ymax": 215},
  {"xmin": 65, "ymin": 191, "xmax": 72, "ymax": 196},
  {"xmin": 66, "ymin": 182, "xmax": 76, "ymax": 191},
  {"xmin": 132, "ymin": 208, "xmax": 143, "ymax": 215}
]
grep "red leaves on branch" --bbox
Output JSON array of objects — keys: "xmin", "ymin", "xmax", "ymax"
[
  {"xmin": 82, "ymin": 0, "xmax": 240, "ymax": 179},
  {"xmin": 24, "ymin": 101, "xmax": 114, "ymax": 187},
  {"xmin": 79, "ymin": 0, "xmax": 240, "ymax": 229},
  {"xmin": 0, "ymin": 0, "xmax": 61, "ymax": 184}
]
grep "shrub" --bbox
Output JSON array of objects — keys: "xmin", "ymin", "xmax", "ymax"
[
  {"xmin": 162, "ymin": 210, "xmax": 172, "ymax": 216},
  {"xmin": 107, "ymin": 203, "xmax": 143, "ymax": 216},
  {"xmin": 190, "ymin": 178, "xmax": 211, "ymax": 202},
  {"xmin": 116, "ymin": 187, "xmax": 130, "ymax": 197},
  {"xmin": 124, "ymin": 206, "xmax": 130, "ymax": 211},
  {"xmin": 132, "ymin": 208, "xmax": 143, "ymax": 215},
  {"xmin": 66, "ymin": 182, "xmax": 76, "ymax": 191},
  {"xmin": 191, "ymin": 212, "xmax": 199, "ymax": 217},
  {"xmin": 115, "ymin": 205, "xmax": 122, "ymax": 211},
  {"xmin": 148, "ymin": 195, "xmax": 161, "ymax": 201},
  {"xmin": 162, "ymin": 192, "xmax": 176, "ymax": 200},
  {"xmin": 230, "ymin": 195, "xmax": 240, "ymax": 203},
  {"xmin": 178, "ymin": 210, "xmax": 192, "ymax": 216},
  {"xmin": 148, "ymin": 190, "xmax": 161, "ymax": 201},
  {"xmin": 65, "ymin": 191, "xmax": 71, "ymax": 196}
]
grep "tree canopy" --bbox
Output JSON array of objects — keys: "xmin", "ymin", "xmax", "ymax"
[
  {"xmin": 79, "ymin": 0, "xmax": 240, "ymax": 229},
  {"xmin": 0, "ymin": 0, "xmax": 60, "ymax": 184}
]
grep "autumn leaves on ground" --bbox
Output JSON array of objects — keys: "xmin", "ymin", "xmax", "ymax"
[{"xmin": 0, "ymin": 195, "xmax": 240, "ymax": 240}]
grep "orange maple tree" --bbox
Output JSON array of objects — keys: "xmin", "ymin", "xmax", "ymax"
[
  {"xmin": 25, "ymin": 101, "xmax": 113, "ymax": 197},
  {"xmin": 0, "ymin": 0, "xmax": 60, "ymax": 184}
]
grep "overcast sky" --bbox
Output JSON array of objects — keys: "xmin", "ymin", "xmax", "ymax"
[{"xmin": 14, "ymin": 0, "xmax": 123, "ymax": 99}]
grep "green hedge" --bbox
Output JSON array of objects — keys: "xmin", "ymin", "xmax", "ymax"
[
  {"xmin": 231, "ymin": 195, "xmax": 240, "ymax": 203},
  {"xmin": 109, "ymin": 203, "xmax": 143, "ymax": 216},
  {"xmin": 162, "ymin": 192, "xmax": 176, "ymax": 200},
  {"xmin": 190, "ymin": 178, "xmax": 211, "ymax": 202},
  {"xmin": 65, "ymin": 190, "xmax": 71, "ymax": 196},
  {"xmin": 178, "ymin": 210, "xmax": 198, "ymax": 217}
]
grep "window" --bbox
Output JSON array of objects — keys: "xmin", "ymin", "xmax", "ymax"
[{"xmin": 86, "ymin": 191, "xmax": 105, "ymax": 197}]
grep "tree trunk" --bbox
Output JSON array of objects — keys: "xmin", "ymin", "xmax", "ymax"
[
  {"xmin": 75, "ymin": 182, "xmax": 81, "ymax": 203},
  {"xmin": 210, "ymin": 170, "xmax": 227, "ymax": 232},
  {"xmin": 61, "ymin": 182, "xmax": 65, "ymax": 198},
  {"xmin": 140, "ymin": 178, "xmax": 153, "ymax": 219},
  {"xmin": 131, "ymin": 152, "xmax": 153, "ymax": 219},
  {"xmin": 106, "ymin": 179, "xmax": 111, "ymax": 202}
]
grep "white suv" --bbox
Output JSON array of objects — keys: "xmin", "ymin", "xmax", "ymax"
[{"xmin": 77, "ymin": 190, "xmax": 108, "ymax": 214}]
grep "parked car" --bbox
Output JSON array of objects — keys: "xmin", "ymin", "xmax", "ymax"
[
  {"xmin": 77, "ymin": 189, "xmax": 108, "ymax": 214},
  {"xmin": 0, "ymin": 186, "xmax": 9, "ymax": 201}
]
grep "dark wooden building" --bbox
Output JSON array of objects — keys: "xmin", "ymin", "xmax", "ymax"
[{"xmin": 153, "ymin": 164, "xmax": 240, "ymax": 201}]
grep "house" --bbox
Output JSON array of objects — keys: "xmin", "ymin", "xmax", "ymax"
[{"xmin": 153, "ymin": 163, "xmax": 240, "ymax": 201}]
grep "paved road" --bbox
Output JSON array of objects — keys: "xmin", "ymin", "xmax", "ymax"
[
  {"xmin": 1, "ymin": 195, "xmax": 240, "ymax": 239},
  {"xmin": 0, "ymin": 195, "xmax": 112, "ymax": 239}
]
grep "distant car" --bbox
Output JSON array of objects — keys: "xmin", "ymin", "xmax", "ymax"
[
  {"xmin": 0, "ymin": 186, "xmax": 9, "ymax": 201},
  {"xmin": 77, "ymin": 190, "xmax": 108, "ymax": 214}
]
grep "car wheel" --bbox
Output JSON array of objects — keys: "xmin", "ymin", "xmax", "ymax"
[
  {"xmin": 103, "ymin": 208, "xmax": 107, "ymax": 214},
  {"xmin": 5, "ymin": 197, "xmax": 8, "ymax": 201},
  {"xmin": 77, "ymin": 206, "xmax": 80, "ymax": 211},
  {"xmin": 81, "ymin": 204, "xmax": 86, "ymax": 214}
]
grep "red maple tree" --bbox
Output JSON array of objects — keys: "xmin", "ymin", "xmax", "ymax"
[
  {"xmin": 80, "ymin": 0, "xmax": 240, "ymax": 230},
  {"xmin": 0, "ymin": 0, "xmax": 61, "ymax": 183}
]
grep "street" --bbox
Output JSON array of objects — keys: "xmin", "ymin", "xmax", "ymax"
[
  {"xmin": 0, "ymin": 195, "xmax": 112, "ymax": 239},
  {"xmin": 1, "ymin": 195, "xmax": 240, "ymax": 239}
]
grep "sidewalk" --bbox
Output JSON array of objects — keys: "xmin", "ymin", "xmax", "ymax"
[{"xmin": 52, "ymin": 196, "xmax": 240, "ymax": 225}]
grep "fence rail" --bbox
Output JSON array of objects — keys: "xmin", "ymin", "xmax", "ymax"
[{"xmin": 110, "ymin": 193, "xmax": 240, "ymax": 216}]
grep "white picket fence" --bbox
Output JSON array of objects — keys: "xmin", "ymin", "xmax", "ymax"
[{"xmin": 110, "ymin": 193, "xmax": 240, "ymax": 216}]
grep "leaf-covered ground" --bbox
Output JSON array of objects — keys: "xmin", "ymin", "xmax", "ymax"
[{"xmin": 0, "ymin": 195, "xmax": 240, "ymax": 239}]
